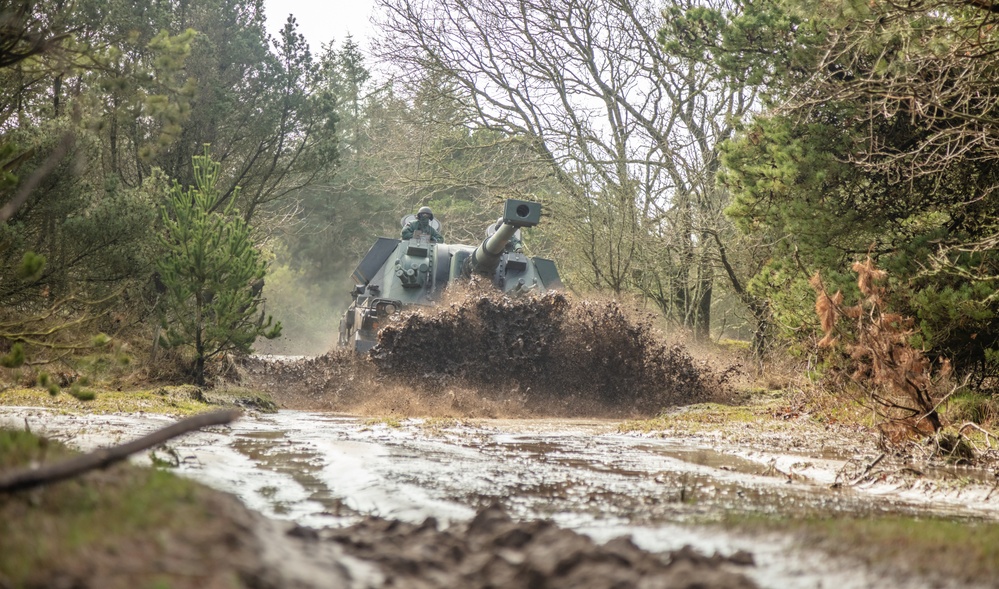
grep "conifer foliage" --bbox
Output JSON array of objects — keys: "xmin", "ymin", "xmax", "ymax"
[{"xmin": 156, "ymin": 148, "xmax": 281, "ymax": 384}]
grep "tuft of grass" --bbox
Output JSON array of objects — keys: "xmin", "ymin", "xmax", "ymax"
[
  {"xmin": 69, "ymin": 383, "xmax": 97, "ymax": 401},
  {"xmin": 0, "ymin": 428, "xmax": 73, "ymax": 469},
  {"xmin": 421, "ymin": 416, "xmax": 463, "ymax": 429},
  {"xmin": 716, "ymin": 338, "xmax": 751, "ymax": 351},
  {"xmin": 37, "ymin": 372, "xmax": 61, "ymax": 396},
  {"xmin": 418, "ymin": 416, "xmax": 470, "ymax": 435},
  {"xmin": 945, "ymin": 391, "xmax": 999, "ymax": 426},
  {"xmin": 0, "ymin": 342, "xmax": 25, "ymax": 368},
  {"xmin": 619, "ymin": 401, "xmax": 772, "ymax": 435},
  {"xmin": 364, "ymin": 416, "xmax": 404, "ymax": 428}
]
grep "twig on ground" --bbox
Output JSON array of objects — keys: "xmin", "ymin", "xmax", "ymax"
[
  {"xmin": 850, "ymin": 452, "xmax": 886, "ymax": 485},
  {"xmin": 0, "ymin": 410, "xmax": 241, "ymax": 493},
  {"xmin": 986, "ymin": 476, "xmax": 999, "ymax": 501},
  {"xmin": 958, "ymin": 422, "xmax": 998, "ymax": 449}
]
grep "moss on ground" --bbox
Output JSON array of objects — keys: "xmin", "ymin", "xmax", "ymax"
[
  {"xmin": 719, "ymin": 513, "xmax": 999, "ymax": 584},
  {"xmin": 618, "ymin": 398, "xmax": 789, "ymax": 435},
  {"xmin": 363, "ymin": 416, "xmax": 404, "ymax": 428},
  {"xmin": 618, "ymin": 384, "xmax": 876, "ymax": 438},
  {"xmin": 0, "ymin": 429, "xmax": 253, "ymax": 589},
  {"xmin": 0, "ymin": 385, "xmax": 275, "ymax": 415}
]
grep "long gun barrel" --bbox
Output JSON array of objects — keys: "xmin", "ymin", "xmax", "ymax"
[{"xmin": 466, "ymin": 200, "xmax": 542, "ymax": 276}]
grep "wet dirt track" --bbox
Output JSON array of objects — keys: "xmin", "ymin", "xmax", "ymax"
[{"xmin": 5, "ymin": 408, "xmax": 999, "ymax": 589}]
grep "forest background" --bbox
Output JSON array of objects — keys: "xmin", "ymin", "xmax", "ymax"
[{"xmin": 4, "ymin": 0, "xmax": 999, "ymax": 404}]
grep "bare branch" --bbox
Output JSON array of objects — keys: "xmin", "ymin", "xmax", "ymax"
[{"xmin": 0, "ymin": 410, "xmax": 241, "ymax": 494}]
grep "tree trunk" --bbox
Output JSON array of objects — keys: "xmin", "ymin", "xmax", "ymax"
[
  {"xmin": 694, "ymin": 280, "xmax": 712, "ymax": 341},
  {"xmin": 195, "ymin": 319, "xmax": 205, "ymax": 385},
  {"xmin": 711, "ymin": 231, "xmax": 771, "ymax": 358}
]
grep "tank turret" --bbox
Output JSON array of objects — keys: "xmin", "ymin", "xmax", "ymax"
[{"xmin": 338, "ymin": 199, "xmax": 562, "ymax": 352}]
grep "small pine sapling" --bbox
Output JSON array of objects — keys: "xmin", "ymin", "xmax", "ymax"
[{"xmin": 156, "ymin": 147, "xmax": 281, "ymax": 384}]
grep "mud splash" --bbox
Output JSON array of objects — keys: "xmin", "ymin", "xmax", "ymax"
[{"xmin": 241, "ymin": 292, "xmax": 734, "ymax": 418}]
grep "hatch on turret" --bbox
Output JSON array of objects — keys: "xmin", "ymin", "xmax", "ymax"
[{"xmin": 351, "ymin": 238, "xmax": 401, "ymax": 285}]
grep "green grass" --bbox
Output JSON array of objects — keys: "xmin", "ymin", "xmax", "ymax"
[
  {"xmin": 0, "ymin": 429, "xmax": 212, "ymax": 586},
  {"xmin": 720, "ymin": 513, "xmax": 999, "ymax": 583},
  {"xmin": 363, "ymin": 416, "xmax": 404, "ymax": 428},
  {"xmin": 716, "ymin": 338, "xmax": 751, "ymax": 351},
  {"xmin": 0, "ymin": 385, "xmax": 275, "ymax": 415},
  {"xmin": 619, "ymin": 401, "xmax": 776, "ymax": 434},
  {"xmin": 418, "ymin": 416, "xmax": 472, "ymax": 436},
  {"xmin": 944, "ymin": 391, "xmax": 999, "ymax": 426}
]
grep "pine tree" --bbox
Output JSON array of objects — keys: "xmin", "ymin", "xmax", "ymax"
[{"xmin": 157, "ymin": 147, "xmax": 280, "ymax": 384}]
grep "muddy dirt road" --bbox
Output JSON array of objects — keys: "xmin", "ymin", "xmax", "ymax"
[{"xmin": 3, "ymin": 407, "xmax": 998, "ymax": 589}]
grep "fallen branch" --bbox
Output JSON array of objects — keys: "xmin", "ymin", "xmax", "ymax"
[
  {"xmin": 850, "ymin": 452, "xmax": 886, "ymax": 485},
  {"xmin": 0, "ymin": 409, "xmax": 241, "ymax": 493},
  {"xmin": 958, "ymin": 422, "xmax": 998, "ymax": 450},
  {"xmin": 986, "ymin": 477, "xmax": 999, "ymax": 501}
]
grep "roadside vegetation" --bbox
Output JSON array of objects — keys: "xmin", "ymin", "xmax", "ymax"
[
  {"xmin": 0, "ymin": 429, "xmax": 260, "ymax": 589},
  {"xmin": 0, "ymin": 385, "xmax": 275, "ymax": 415},
  {"xmin": 722, "ymin": 514, "xmax": 999, "ymax": 586}
]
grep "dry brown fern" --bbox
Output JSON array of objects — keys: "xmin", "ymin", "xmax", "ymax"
[{"xmin": 811, "ymin": 256, "xmax": 950, "ymax": 434}]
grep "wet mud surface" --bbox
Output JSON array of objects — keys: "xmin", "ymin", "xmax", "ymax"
[
  {"xmin": 323, "ymin": 504, "xmax": 758, "ymax": 589},
  {"xmin": 4, "ymin": 408, "xmax": 999, "ymax": 588}
]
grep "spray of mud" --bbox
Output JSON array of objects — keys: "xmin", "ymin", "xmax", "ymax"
[{"xmin": 240, "ymin": 289, "xmax": 734, "ymax": 418}]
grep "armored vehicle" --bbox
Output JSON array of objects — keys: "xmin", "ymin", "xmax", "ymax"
[{"xmin": 338, "ymin": 199, "xmax": 562, "ymax": 352}]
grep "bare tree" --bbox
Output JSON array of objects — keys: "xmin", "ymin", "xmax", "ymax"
[{"xmin": 375, "ymin": 0, "xmax": 755, "ymax": 338}]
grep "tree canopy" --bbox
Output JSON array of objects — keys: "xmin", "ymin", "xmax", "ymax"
[{"xmin": 667, "ymin": 0, "xmax": 999, "ymax": 378}]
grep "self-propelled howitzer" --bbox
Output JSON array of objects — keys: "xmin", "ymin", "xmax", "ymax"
[{"xmin": 337, "ymin": 199, "xmax": 562, "ymax": 353}]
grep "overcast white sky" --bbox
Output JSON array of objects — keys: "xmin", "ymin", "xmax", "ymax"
[{"xmin": 263, "ymin": 0, "xmax": 377, "ymax": 53}]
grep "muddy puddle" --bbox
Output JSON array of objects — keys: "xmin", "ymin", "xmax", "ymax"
[{"xmin": 3, "ymin": 407, "xmax": 998, "ymax": 589}]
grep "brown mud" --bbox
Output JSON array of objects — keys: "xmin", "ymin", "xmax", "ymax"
[
  {"xmin": 322, "ymin": 504, "xmax": 757, "ymax": 589},
  {"xmin": 8, "ymin": 293, "xmax": 998, "ymax": 589},
  {"xmin": 1, "ymin": 433, "xmax": 759, "ymax": 589},
  {"xmin": 11, "ymin": 493, "xmax": 759, "ymax": 589}
]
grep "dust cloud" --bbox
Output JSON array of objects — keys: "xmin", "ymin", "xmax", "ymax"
[{"xmin": 240, "ymin": 290, "xmax": 734, "ymax": 418}]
